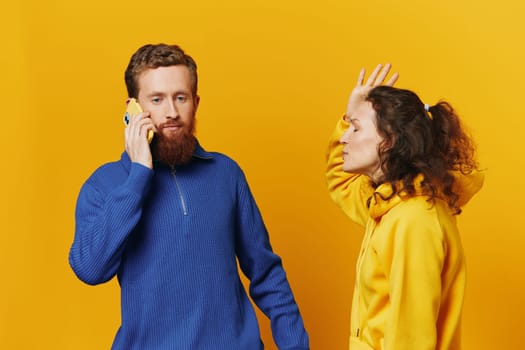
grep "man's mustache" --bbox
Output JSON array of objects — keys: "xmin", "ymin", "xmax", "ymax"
[{"xmin": 159, "ymin": 121, "xmax": 184, "ymax": 129}]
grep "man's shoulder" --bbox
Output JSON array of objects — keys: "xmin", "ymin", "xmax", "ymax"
[
  {"xmin": 202, "ymin": 150, "xmax": 241, "ymax": 170},
  {"xmin": 84, "ymin": 153, "xmax": 129, "ymax": 188},
  {"xmin": 195, "ymin": 142, "xmax": 243, "ymax": 170}
]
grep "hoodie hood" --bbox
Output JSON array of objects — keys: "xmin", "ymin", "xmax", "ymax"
[{"xmin": 368, "ymin": 171, "xmax": 484, "ymax": 220}]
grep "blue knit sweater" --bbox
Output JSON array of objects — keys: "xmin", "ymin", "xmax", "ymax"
[{"xmin": 69, "ymin": 142, "xmax": 309, "ymax": 349}]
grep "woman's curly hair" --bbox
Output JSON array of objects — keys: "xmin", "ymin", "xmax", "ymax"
[{"xmin": 367, "ymin": 86, "xmax": 479, "ymax": 214}]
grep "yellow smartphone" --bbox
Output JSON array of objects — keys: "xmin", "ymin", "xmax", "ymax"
[{"xmin": 124, "ymin": 98, "xmax": 154, "ymax": 143}]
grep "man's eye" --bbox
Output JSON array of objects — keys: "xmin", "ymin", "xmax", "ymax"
[
  {"xmin": 176, "ymin": 95, "xmax": 187, "ymax": 102},
  {"xmin": 152, "ymin": 98, "xmax": 161, "ymax": 104}
]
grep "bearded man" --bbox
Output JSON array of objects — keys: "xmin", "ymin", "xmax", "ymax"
[{"xmin": 69, "ymin": 44, "xmax": 309, "ymax": 350}]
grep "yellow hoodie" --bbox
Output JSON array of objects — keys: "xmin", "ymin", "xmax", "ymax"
[{"xmin": 326, "ymin": 118, "xmax": 484, "ymax": 350}]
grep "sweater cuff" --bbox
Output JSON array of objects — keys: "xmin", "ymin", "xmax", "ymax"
[{"xmin": 124, "ymin": 162, "xmax": 154, "ymax": 198}]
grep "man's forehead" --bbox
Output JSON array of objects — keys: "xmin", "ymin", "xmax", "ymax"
[
  {"xmin": 138, "ymin": 65, "xmax": 191, "ymax": 80},
  {"xmin": 137, "ymin": 66, "xmax": 193, "ymax": 93}
]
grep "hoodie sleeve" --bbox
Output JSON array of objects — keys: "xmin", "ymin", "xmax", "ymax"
[{"xmin": 378, "ymin": 200, "xmax": 450, "ymax": 350}]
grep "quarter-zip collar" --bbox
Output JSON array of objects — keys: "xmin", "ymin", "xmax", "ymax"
[{"xmin": 120, "ymin": 139, "xmax": 214, "ymax": 171}]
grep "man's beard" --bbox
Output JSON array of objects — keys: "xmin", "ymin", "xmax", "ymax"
[{"xmin": 151, "ymin": 118, "xmax": 197, "ymax": 167}]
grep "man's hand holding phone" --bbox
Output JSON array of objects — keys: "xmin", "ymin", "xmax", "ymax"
[{"xmin": 124, "ymin": 98, "xmax": 155, "ymax": 169}]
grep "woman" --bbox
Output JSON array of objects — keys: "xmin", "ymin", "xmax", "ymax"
[{"xmin": 326, "ymin": 64, "xmax": 484, "ymax": 350}]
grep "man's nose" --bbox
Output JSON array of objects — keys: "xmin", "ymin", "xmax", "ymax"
[{"xmin": 166, "ymin": 100, "xmax": 179, "ymax": 119}]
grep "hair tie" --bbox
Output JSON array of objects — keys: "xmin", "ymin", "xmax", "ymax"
[{"xmin": 424, "ymin": 104, "xmax": 433, "ymax": 120}]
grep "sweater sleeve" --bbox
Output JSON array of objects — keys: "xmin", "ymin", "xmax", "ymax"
[
  {"xmin": 379, "ymin": 202, "xmax": 446, "ymax": 350},
  {"xmin": 234, "ymin": 170, "xmax": 309, "ymax": 350},
  {"xmin": 69, "ymin": 162, "xmax": 153, "ymax": 285},
  {"xmin": 326, "ymin": 116, "xmax": 374, "ymax": 227}
]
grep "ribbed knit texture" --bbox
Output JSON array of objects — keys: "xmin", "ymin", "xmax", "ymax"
[{"xmin": 69, "ymin": 142, "xmax": 309, "ymax": 350}]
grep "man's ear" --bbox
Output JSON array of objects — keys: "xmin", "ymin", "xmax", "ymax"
[{"xmin": 194, "ymin": 95, "xmax": 200, "ymax": 109}]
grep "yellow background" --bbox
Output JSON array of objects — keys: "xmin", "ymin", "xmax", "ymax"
[{"xmin": 3, "ymin": 0, "xmax": 524, "ymax": 349}]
